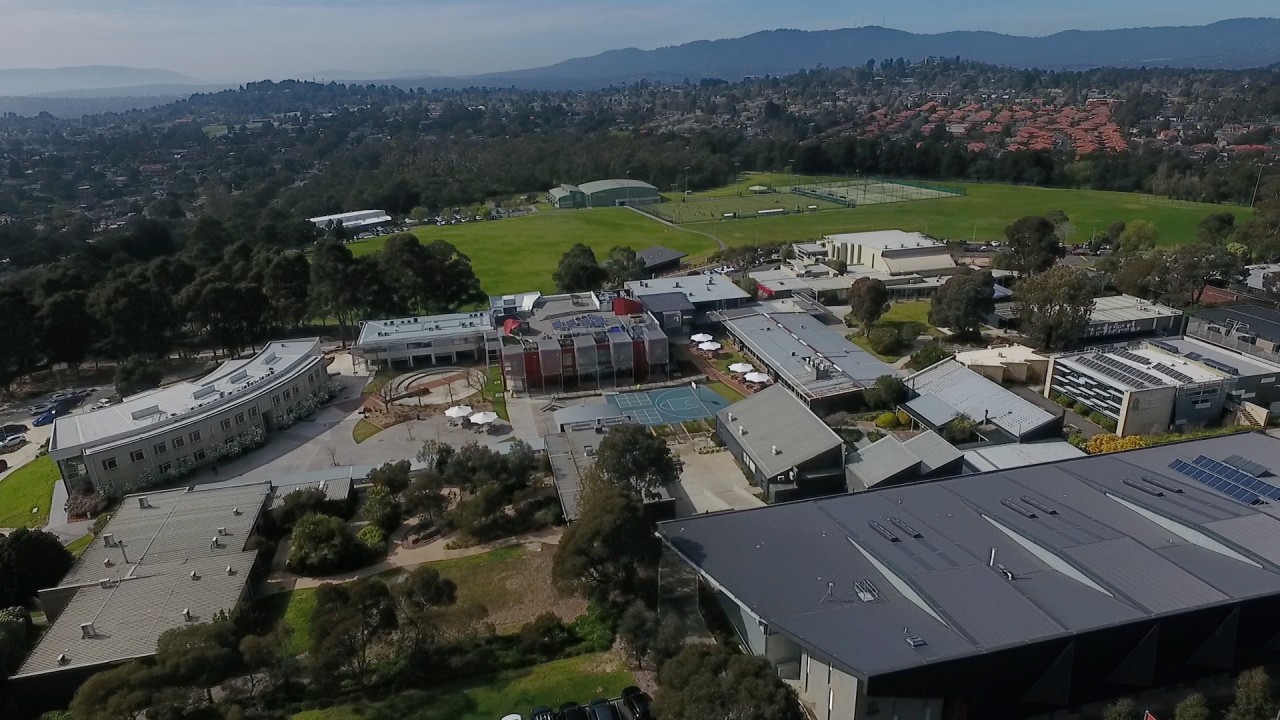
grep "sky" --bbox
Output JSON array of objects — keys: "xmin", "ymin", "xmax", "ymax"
[{"xmin": 2, "ymin": 0, "xmax": 1277, "ymax": 81}]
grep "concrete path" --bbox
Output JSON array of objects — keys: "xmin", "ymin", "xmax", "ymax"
[
  {"xmin": 262, "ymin": 524, "xmax": 563, "ymax": 594},
  {"xmin": 626, "ymin": 205, "xmax": 725, "ymax": 251}
]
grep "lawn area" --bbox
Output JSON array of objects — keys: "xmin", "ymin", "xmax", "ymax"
[
  {"xmin": 347, "ymin": 208, "xmax": 716, "ymax": 296},
  {"xmin": 65, "ymin": 533, "xmax": 94, "ymax": 557},
  {"xmin": 290, "ymin": 652, "xmax": 634, "ymax": 720},
  {"xmin": 707, "ymin": 381, "xmax": 745, "ymax": 403},
  {"xmin": 693, "ymin": 182, "xmax": 1249, "ymax": 247},
  {"xmin": 352, "ymin": 419, "xmax": 383, "ymax": 444},
  {"xmin": 361, "ymin": 367, "xmax": 399, "ymax": 397},
  {"xmin": 0, "ymin": 454, "xmax": 58, "ymax": 529},
  {"xmin": 850, "ymin": 300, "xmax": 939, "ymax": 363},
  {"xmin": 257, "ymin": 585, "xmax": 321, "ymax": 656},
  {"xmin": 662, "ymin": 171, "xmax": 843, "ymax": 199},
  {"xmin": 483, "ymin": 365, "xmax": 507, "ymax": 420}
]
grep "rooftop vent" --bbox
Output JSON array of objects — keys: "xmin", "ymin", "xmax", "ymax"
[
  {"xmin": 103, "ymin": 558, "xmax": 113, "ymax": 568},
  {"xmin": 1140, "ymin": 475, "xmax": 1184, "ymax": 494},
  {"xmin": 771, "ymin": 445, "xmax": 780, "ymax": 455},
  {"xmin": 226, "ymin": 566, "xmax": 234, "ymax": 576},
  {"xmin": 996, "ymin": 563, "xmax": 1015, "ymax": 581},
  {"xmin": 1000, "ymin": 499, "xmax": 1038, "ymax": 519},
  {"xmin": 738, "ymin": 425, "xmax": 746, "ymax": 436},
  {"xmin": 182, "ymin": 608, "xmax": 191, "ymax": 621},
  {"xmin": 137, "ymin": 496, "xmax": 151, "ymax": 509},
  {"xmin": 869, "ymin": 520, "xmax": 900, "ymax": 542},
  {"xmin": 57, "ymin": 653, "xmax": 68, "ymax": 666},
  {"xmin": 190, "ymin": 570, "xmax": 200, "ymax": 580},
  {"xmin": 216, "ymin": 527, "xmax": 227, "ymax": 536},
  {"xmin": 80, "ymin": 622, "xmax": 96, "ymax": 639},
  {"xmin": 1018, "ymin": 496, "xmax": 1058, "ymax": 516},
  {"xmin": 102, "ymin": 533, "xmax": 115, "ymax": 547},
  {"xmin": 1123, "ymin": 477, "xmax": 1164, "ymax": 497},
  {"xmin": 209, "ymin": 537, "xmax": 221, "ymax": 550},
  {"xmin": 905, "ymin": 634, "xmax": 927, "ymax": 648},
  {"xmin": 232, "ymin": 507, "xmax": 241, "ymax": 516},
  {"xmin": 727, "ymin": 411, "xmax": 735, "ymax": 422},
  {"xmin": 888, "ymin": 517, "xmax": 922, "ymax": 538}
]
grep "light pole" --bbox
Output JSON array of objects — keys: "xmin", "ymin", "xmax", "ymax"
[
  {"xmin": 683, "ymin": 166, "xmax": 692, "ymax": 197},
  {"xmin": 626, "ymin": 169, "xmax": 632, "ymax": 207},
  {"xmin": 788, "ymin": 159, "xmax": 796, "ymax": 190}
]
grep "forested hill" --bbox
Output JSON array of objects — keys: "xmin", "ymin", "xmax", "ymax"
[{"xmin": 467, "ymin": 19, "xmax": 1280, "ymax": 89}]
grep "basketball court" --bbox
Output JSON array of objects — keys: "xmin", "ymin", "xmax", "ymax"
[{"xmin": 607, "ymin": 385, "xmax": 731, "ymax": 426}]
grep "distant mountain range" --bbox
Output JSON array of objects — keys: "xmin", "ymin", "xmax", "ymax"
[
  {"xmin": 0, "ymin": 65, "xmax": 203, "ymax": 96},
  {"xmin": 452, "ymin": 18, "xmax": 1280, "ymax": 89}
]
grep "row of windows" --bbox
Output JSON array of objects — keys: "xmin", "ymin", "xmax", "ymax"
[{"xmin": 100, "ymin": 406, "xmax": 262, "ymax": 472}]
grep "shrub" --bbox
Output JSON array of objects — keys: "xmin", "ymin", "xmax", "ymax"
[
  {"xmin": 1084, "ymin": 434, "xmax": 1147, "ymax": 455},
  {"xmin": 1054, "ymin": 394, "xmax": 1074, "ymax": 408},
  {"xmin": 943, "ymin": 416, "xmax": 977, "ymax": 444},
  {"xmin": 1073, "ymin": 403, "xmax": 1089, "ymax": 415},
  {"xmin": 357, "ymin": 524, "xmax": 388, "ymax": 553},
  {"xmin": 362, "ymin": 484, "xmax": 402, "ymax": 534},
  {"xmin": 271, "ymin": 487, "xmax": 343, "ymax": 530},
  {"xmin": 841, "ymin": 428, "xmax": 864, "ymax": 443},
  {"xmin": 895, "ymin": 409, "xmax": 911, "ymax": 427},
  {"xmin": 287, "ymin": 513, "xmax": 370, "ymax": 576},
  {"xmin": 865, "ymin": 430, "xmax": 885, "ymax": 442},
  {"xmin": 519, "ymin": 613, "xmax": 573, "ymax": 660},
  {"xmin": 568, "ymin": 601, "xmax": 617, "ymax": 654},
  {"xmin": 866, "ymin": 327, "xmax": 903, "ymax": 355},
  {"xmin": 822, "ymin": 411, "xmax": 854, "ymax": 428},
  {"xmin": 874, "ymin": 412, "xmax": 899, "ymax": 429},
  {"xmin": 908, "ymin": 343, "xmax": 950, "ymax": 370}
]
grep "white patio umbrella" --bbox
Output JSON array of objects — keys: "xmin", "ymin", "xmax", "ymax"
[
  {"xmin": 698, "ymin": 341, "xmax": 722, "ymax": 352},
  {"xmin": 728, "ymin": 362, "xmax": 754, "ymax": 373},
  {"xmin": 690, "ymin": 333, "xmax": 713, "ymax": 343},
  {"xmin": 469, "ymin": 411, "xmax": 499, "ymax": 425},
  {"xmin": 744, "ymin": 372, "xmax": 771, "ymax": 384},
  {"xmin": 444, "ymin": 405, "xmax": 473, "ymax": 418}
]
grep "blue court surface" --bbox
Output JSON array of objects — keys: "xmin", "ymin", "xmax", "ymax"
[{"xmin": 606, "ymin": 385, "xmax": 732, "ymax": 426}]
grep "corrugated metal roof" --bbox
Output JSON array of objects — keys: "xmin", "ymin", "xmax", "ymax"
[
  {"xmin": 902, "ymin": 431, "xmax": 963, "ymax": 472},
  {"xmin": 717, "ymin": 384, "xmax": 843, "ymax": 480},
  {"xmin": 908, "ymin": 360, "xmax": 1056, "ymax": 438},
  {"xmin": 905, "ymin": 394, "xmax": 960, "ymax": 427},
  {"xmin": 658, "ymin": 432, "xmax": 1280, "ymax": 680},
  {"xmin": 846, "ymin": 436, "xmax": 919, "ymax": 489}
]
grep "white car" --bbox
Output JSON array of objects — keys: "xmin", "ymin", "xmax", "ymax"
[
  {"xmin": 92, "ymin": 398, "xmax": 114, "ymax": 409},
  {"xmin": 1, "ymin": 435, "xmax": 26, "ymax": 450}
]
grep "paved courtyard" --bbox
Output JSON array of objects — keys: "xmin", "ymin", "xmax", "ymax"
[{"xmin": 669, "ymin": 444, "xmax": 764, "ymax": 515}]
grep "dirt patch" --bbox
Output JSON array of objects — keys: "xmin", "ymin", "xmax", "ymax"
[{"xmin": 483, "ymin": 543, "xmax": 585, "ymax": 631}]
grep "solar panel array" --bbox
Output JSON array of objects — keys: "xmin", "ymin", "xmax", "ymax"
[
  {"xmin": 1151, "ymin": 362, "xmax": 1196, "ymax": 384},
  {"xmin": 1225, "ymin": 454, "xmax": 1273, "ymax": 477},
  {"xmin": 1114, "ymin": 349, "xmax": 1153, "ymax": 365},
  {"xmin": 1169, "ymin": 459, "xmax": 1264, "ymax": 505},
  {"xmin": 1075, "ymin": 354, "xmax": 1166, "ymax": 389},
  {"xmin": 551, "ymin": 314, "xmax": 609, "ymax": 332},
  {"xmin": 1192, "ymin": 455, "xmax": 1280, "ymax": 500}
]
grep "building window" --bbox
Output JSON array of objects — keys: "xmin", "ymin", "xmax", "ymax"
[
  {"xmin": 159, "ymin": 462, "xmax": 172, "ymax": 474},
  {"xmin": 153, "ymin": 442, "xmax": 167, "ymax": 455},
  {"xmin": 102, "ymin": 457, "xmax": 118, "ymax": 471},
  {"xmin": 129, "ymin": 450, "xmax": 144, "ymax": 463},
  {"xmin": 190, "ymin": 430, "xmax": 201, "ymax": 443},
  {"xmin": 273, "ymin": 394, "xmax": 281, "ymax": 406},
  {"xmin": 235, "ymin": 412, "xmax": 245, "ymax": 425},
  {"xmin": 292, "ymin": 384, "xmax": 299, "ymax": 395},
  {"xmin": 194, "ymin": 449, "xmax": 207, "ymax": 461},
  {"xmin": 283, "ymin": 390, "xmax": 291, "ymax": 400},
  {"xmin": 221, "ymin": 418, "xmax": 233, "ymax": 431},
  {"xmin": 173, "ymin": 436, "xmax": 185, "ymax": 448},
  {"xmin": 248, "ymin": 407, "xmax": 259, "ymax": 418}
]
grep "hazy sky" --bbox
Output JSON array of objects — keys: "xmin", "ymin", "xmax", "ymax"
[{"xmin": 4, "ymin": 0, "xmax": 1277, "ymax": 80}]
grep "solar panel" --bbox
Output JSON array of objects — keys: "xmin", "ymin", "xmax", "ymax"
[
  {"xmin": 1169, "ymin": 459, "xmax": 1266, "ymax": 505},
  {"xmin": 1151, "ymin": 362, "xmax": 1195, "ymax": 384},
  {"xmin": 1225, "ymin": 454, "xmax": 1273, "ymax": 477},
  {"xmin": 1077, "ymin": 354, "xmax": 1166, "ymax": 389},
  {"xmin": 1192, "ymin": 455, "xmax": 1280, "ymax": 500},
  {"xmin": 1114, "ymin": 349, "xmax": 1153, "ymax": 365}
]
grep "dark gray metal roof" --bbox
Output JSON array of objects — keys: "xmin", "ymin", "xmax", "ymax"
[
  {"xmin": 636, "ymin": 246, "xmax": 687, "ymax": 269},
  {"xmin": 908, "ymin": 360, "xmax": 1056, "ymax": 438},
  {"xmin": 846, "ymin": 435, "xmax": 920, "ymax": 489},
  {"xmin": 638, "ymin": 292, "xmax": 695, "ymax": 314},
  {"xmin": 717, "ymin": 384, "xmax": 843, "ymax": 480},
  {"xmin": 1195, "ymin": 305, "xmax": 1280, "ymax": 344},
  {"xmin": 902, "ymin": 431, "xmax": 963, "ymax": 473},
  {"xmin": 658, "ymin": 433, "xmax": 1280, "ymax": 680}
]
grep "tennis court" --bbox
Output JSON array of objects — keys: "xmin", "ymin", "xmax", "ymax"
[{"xmin": 607, "ymin": 385, "xmax": 731, "ymax": 426}]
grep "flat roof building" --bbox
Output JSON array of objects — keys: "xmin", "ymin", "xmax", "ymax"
[
  {"xmin": 904, "ymin": 359, "xmax": 1061, "ymax": 442},
  {"xmin": 635, "ymin": 246, "xmax": 687, "ymax": 277},
  {"xmin": 1188, "ymin": 304, "xmax": 1280, "ymax": 368},
  {"xmin": 721, "ymin": 310, "xmax": 895, "ymax": 410},
  {"xmin": 50, "ymin": 339, "xmax": 328, "ymax": 495},
  {"xmin": 1047, "ymin": 336, "xmax": 1280, "ymax": 436},
  {"xmin": 307, "ymin": 209, "xmax": 391, "ymax": 230},
  {"xmin": 12, "ymin": 483, "xmax": 272, "ymax": 699},
  {"xmin": 625, "ymin": 274, "xmax": 751, "ymax": 318},
  {"xmin": 993, "ymin": 294, "xmax": 1184, "ymax": 342},
  {"xmin": 658, "ymin": 432, "xmax": 1280, "ymax": 718},
  {"xmin": 716, "ymin": 384, "xmax": 846, "ymax": 502},
  {"xmin": 952, "ymin": 343, "xmax": 1049, "ymax": 385},
  {"xmin": 493, "ymin": 292, "xmax": 669, "ymax": 396},
  {"xmin": 353, "ymin": 311, "xmax": 498, "ymax": 369},
  {"xmin": 821, "ymin": 231, "xmax": 958, "ymax": 277}
]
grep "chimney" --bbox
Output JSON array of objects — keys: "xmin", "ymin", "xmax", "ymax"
[{"xmin": 80, "ymin": 622, "xmax": 96, "ymax": 639}]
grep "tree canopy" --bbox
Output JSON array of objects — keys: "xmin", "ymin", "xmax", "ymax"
[
  {"xmin": 1016, "ymin": 265, "xmax": 1097, "ymax": 350},
  {"xmin": 656, "ymin": 644, "xmax": 805, "ymax": 720},
  {"xmin": 998, "ymin": 215, "xmax": 1061, "ymax": 275},
  {"xmin": 0, "ymin": 528, "xmax": 73, "ymax": 606},
  {"xmin": 928, "ymin": 269, "xmax": 995, "ymax": 338},
  {"xmin": 846, "ymin": 277, "xmax": 889, "ymax": 333},
  {"xmin": 593, "ymin": 423, "xmax": 682, "ymax": 496},
  {"xmin": 554, "ymin": 243, "xmax": 607, "ymax": 293}
]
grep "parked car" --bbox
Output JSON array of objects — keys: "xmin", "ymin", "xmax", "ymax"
[
  {"xmin": 27, "ymin": 402, "xmax": 56, "ymax": 416},
  {"xmin": 92, "ymin": 397, "xmax": 114, "ymax": 409},
  {"xmin": 0, "ymin": 435, "xmax": 25, "ymax": 450},
  {"xmin": 620, "ymin": 687, "xmax": 652, "ymax": 720},
  {"xmin": 530, "ymin": 707, "xmax": 556, "ymax": 720},
  {"xmin": 587, "ymin": 699, "xmax": 618, "ymax": 720},
  {"xmin": 1, "ymin": 423, "xmax": 28, "ymax": 436},
  {"xmin": 33, "ymin": 410, "xmax": 59, "ymax": 427},
  {"xmin": 558, "ymin": 703, "xmax": 589, "ymax": 720}
]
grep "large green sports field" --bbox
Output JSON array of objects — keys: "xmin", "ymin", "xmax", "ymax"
[
  {"xmin": 680, "ymin": 182, "xmax": 1248, "ymax": 247},
  {"xmin": 343, "ymin": 181, "xmax": 1248, "ymax": 297},
  {"xmin": 346, "ymin": 209, "xmax": 716, "ymax": 296}
]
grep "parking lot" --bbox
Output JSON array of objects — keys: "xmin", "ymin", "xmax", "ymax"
[{"xmin": 0, "ymin": 386, "xmax": 110, "ymax": 481}]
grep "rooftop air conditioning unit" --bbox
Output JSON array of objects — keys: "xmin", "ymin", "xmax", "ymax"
[
  {"xmin": 80, "ymin": 622, "xmax": 96, "ymax": 639},
  {"xmin": 137, "ymin": 496, "xmax": 150, "ymax": 509},
  {"xmin": 102, "ymin": 533, "xmax": 115, "ymax": 547}
]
